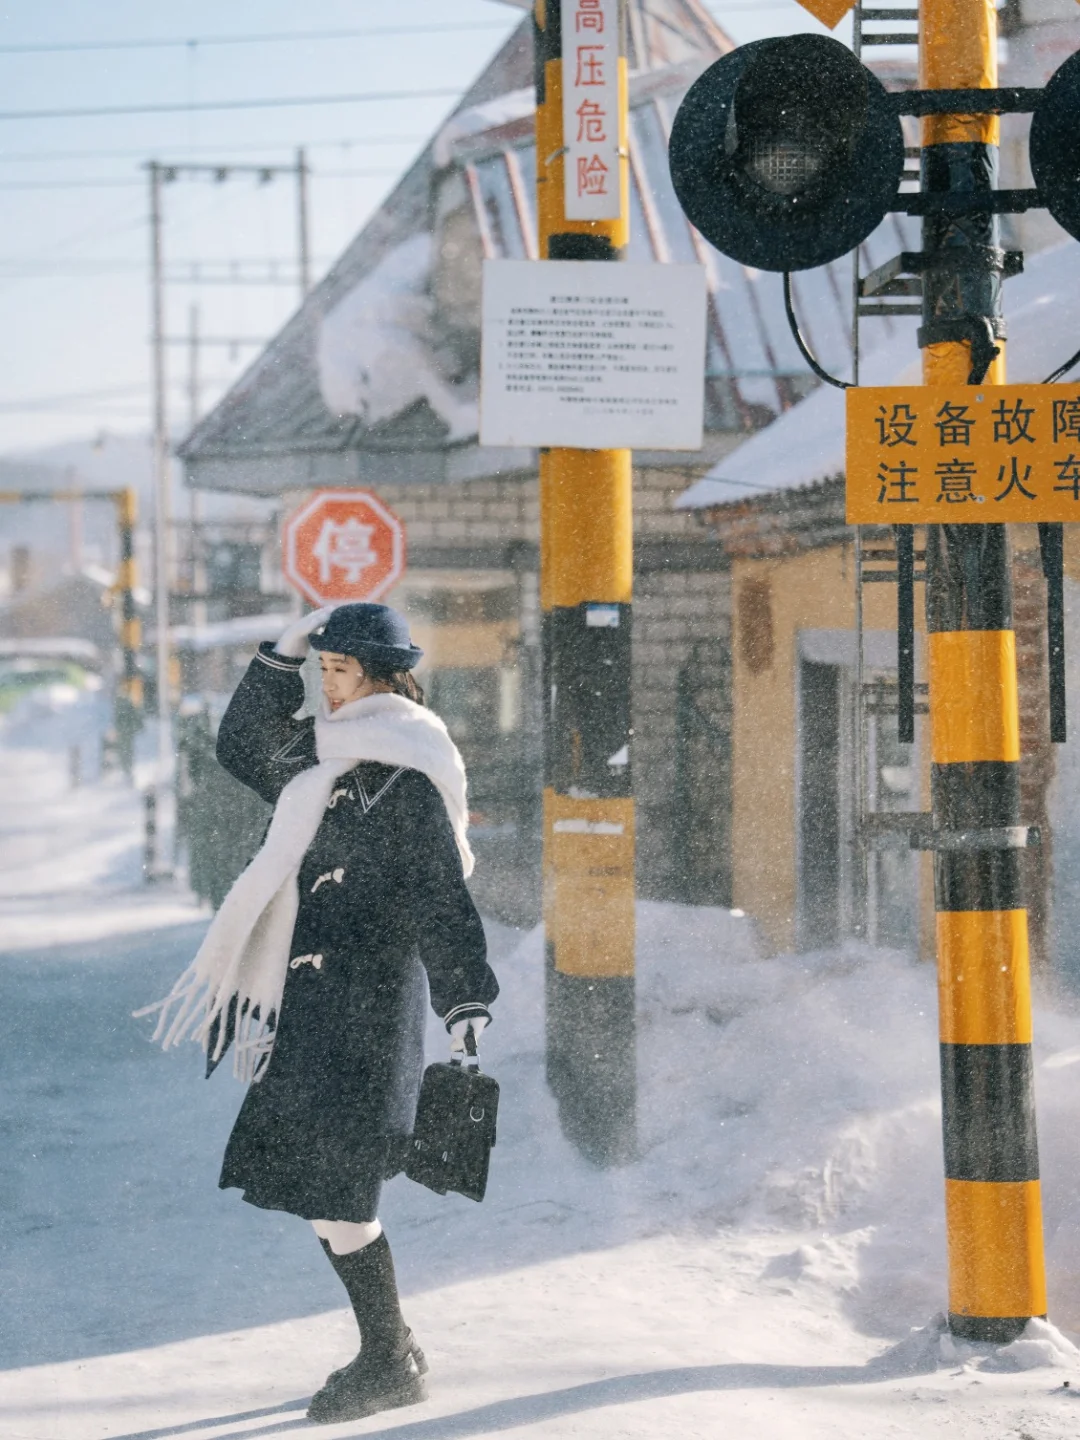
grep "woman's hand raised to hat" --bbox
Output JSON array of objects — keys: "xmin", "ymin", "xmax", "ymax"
[{"xmin": 274, "ymin": 605, "xmax": 337, "ymax": 659}]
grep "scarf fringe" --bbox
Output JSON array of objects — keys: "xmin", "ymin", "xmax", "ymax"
[{"xmin": 132, "ymin": 965, "xmax": 205, "ymax": 1049}]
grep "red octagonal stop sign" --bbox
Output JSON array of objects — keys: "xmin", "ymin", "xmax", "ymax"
[{"xmin": 283, "ymin": 489, "xmax": 406, "ymax": 607}]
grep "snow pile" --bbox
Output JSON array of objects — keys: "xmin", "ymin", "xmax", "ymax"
[
  {"xmin": 887, "ymin": 1313, "xmax": 1080, "ymax": 1375},
  {"xmin": 978, "ymin": 1318, "xmax": 1080, "ymax": 1372},
  {"xmin": 481, "ymin": 902, "xmax": 1080, "ymax": 1349},
  {"xmin": 316, "ymin": 232, "xmax": 477, "ymax": 441}
]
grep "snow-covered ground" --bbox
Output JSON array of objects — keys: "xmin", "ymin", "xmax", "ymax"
[
  {"xmin": 0, "ymin": 680, "xmax": 196, "ymax": 950},
  {"xmin": 3, "ymin": 684, "xmax": 1080, "ymax": 1437}
]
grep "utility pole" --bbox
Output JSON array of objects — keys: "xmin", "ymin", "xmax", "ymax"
[
  {"xmin": 920, "ymin": 0, "xmax": 1045, "ymax": 1340},
  {"xmin": 187, "ymin": 302, "xmax": 201, "ymax": 429},
  {"xmin": 144, "ymin": 155, "xmax": 312, "ymax": 868},
  {"xmin": 297, "ymin": 147, "xmax": 312, "ymax": 299},
  {"xmin": 115, "ymin": 487, "xmax": 143, "ymax": 777},
  {"xmin": 187, "ymin": 303, "xmax": 208, "ymax": 630},
  {"xmin": 148, "ymin": 160, "xmax": 174, "ymax": 876},
  {"xmin": 534, "ymin": 0, "xmax": 636, "ymax": 1165}
]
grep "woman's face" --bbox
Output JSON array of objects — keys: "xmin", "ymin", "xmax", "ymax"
[{"xmin": 319, "ymin": 651, "xmax": 373, "ymax": 711}]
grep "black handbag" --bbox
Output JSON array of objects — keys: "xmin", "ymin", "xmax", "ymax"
[{"xmin": 405, "ymin": 1036, "xmax": 499, "ymax": 1203}]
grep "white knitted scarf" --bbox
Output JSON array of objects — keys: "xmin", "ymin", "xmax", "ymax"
[{"xmin": 135, "ymin": 690, "xmax": 472, "ymax": 1082}]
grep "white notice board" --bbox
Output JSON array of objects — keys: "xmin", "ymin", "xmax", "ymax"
[{"xmin": 479, "ymin": 259, "xmax": 707, "ymax": 451}]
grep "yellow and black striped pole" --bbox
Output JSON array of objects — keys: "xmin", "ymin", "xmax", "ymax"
[
  {"xmin": 114, "ymin": 486, "xmax": 143, "ymax": 776},
  {"xmin": 534, "ymin": 0, "xmax": 636, "ymax": 1164},
  {"xmin": 921, "ymin": 0, "xmax": 1046, "ymax": 1340},
  {"xmin": 115, "ymin": 488, "xmax": 143, "ymax": 710}
]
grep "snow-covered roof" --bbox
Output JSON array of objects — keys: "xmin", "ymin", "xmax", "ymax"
[
  {"xmin": 168, "ymin": 611, "xmax": 290, "ymax": 651},
  {"xmin": 180, "ymin": 0, "xmax": 921, "ymax": 496},
  {"xmin": 0, "ymin": 636, "xmax": 103, "ymax": 666},
  {"xmin": 433, "ymin": 86, "xmax": 535, "ymax": 169},
  {"xmin": 178, "ymin": 17, "xmax": 540, "ymax": 491},
  {"xmin": 678, "ymin": 239, "xmax": 1080, "ymax": 512}
]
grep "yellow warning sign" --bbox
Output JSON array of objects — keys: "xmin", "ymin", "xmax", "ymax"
[
  {"xmin": 795, "ymin": 0, "xmax": 858, "ymax": 28},
  {"xmin": 846, "ymin": 385, "xmax": 1080, "ymax": 524}
]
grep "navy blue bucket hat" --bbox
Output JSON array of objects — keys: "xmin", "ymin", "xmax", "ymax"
[{"xmin": 310, "ymin": 603, "xmax": 423, "ymax": 673}]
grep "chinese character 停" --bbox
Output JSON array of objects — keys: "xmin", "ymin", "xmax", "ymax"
[
  {"xmin": 575, "ymin": 44, "xmax": 606, "ymax": 86},
  {"xmin": 877, "ymin": 460, "xmax": 919, "ymax": 504},
  {"xmin": 575, "ymin": 98, "xmax": 607, "ymax": 144},
  {"xmin": 1053, "ymin": 397, "xmax": 1080, "ymax": 445},
  {"xmin": 935, "ymin": 401, "xmax": 975, "ymax": 448},
  {"xmin": 576, "ymin": 153, "xmax": 609, "ymax": 197},
  {"xmin": 992, "ymin": 398, "xmax": 1036, "ymax": 445},
  {"xmin": 875, "ymin": 403, "xmax": 918, "ymax": 447},
  {"xmin": 312, "ymin": 516, "xmax": 378, "ymax": 585},
  {"xmin": 994, "ymin": 456, "xmax": 1037, "ymax": 501},
  {"xmin": 1054, "ymin": 453, "xmax": 1080, "ymax": 500},
  {"xmin": 935, "ymin": 458, "xmax": 980, "ymax": 504}
]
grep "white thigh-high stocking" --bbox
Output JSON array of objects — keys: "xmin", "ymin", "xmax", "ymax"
[{"xmin": 311, "ymin": 1218, "xmax": 383, "ymax": 1256}]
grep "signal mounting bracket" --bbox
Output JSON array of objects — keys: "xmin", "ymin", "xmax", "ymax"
[{"xmin": 888, "ymin": 87, "xmax": 1043, "ymax": 116}]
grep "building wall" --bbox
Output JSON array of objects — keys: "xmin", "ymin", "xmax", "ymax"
[
  {"xmin": 343, "ymin": 460, "xmax": 734, "ymax": 902},
  {"xmin": 633, "ymin": 562, "xmax": 732, "ymax": 897},
  {"xmin": 728, "ymin": 528, "xmax": 1059, "ymax": 962},
  {"xmin": 728, "ymin": 542, "xmax": 925, "ymax": 955},
  {"xmin": 376, "ymin": 472, "xmax": 539, "ymax": 549}
]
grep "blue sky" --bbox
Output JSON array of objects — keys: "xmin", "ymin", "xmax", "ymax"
[{"xmin": 0, "ymin": 0, "xmax": 846, "ymax": 454}]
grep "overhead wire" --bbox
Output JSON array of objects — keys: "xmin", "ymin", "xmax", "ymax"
[
  {"xmin": 0, "ymin": 14, "xmax": 519, "ymax": 433},
  {"xmin": 0, "ymin": 85, "xmax": 464, "ymax": 123},
  {"xmin": 0, "ymin": 1, "xmax": 792, "ymax": 54},
  {"xmin": 0, "ymin": 21, "xmax": 513, "ymax": 56},
  {"xmin": 0, "ymin": 170, "xmax": 398, "ymax": 191},
  {"xmin": 0, "ymin": 137, "xmax": 429, "ymax": 164}
]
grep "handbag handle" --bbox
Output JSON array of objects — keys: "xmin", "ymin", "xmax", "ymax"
[{"xmin": 450, "ymin": 1027, "xmax": 481, "ymax": 1071}]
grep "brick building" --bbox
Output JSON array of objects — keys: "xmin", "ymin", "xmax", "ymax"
[
  {"xmin": 179, "ymin": 1, "xmax": 926, "ymax": 922},
  {"xmin": 676, "ymin": 232, "xmax": 1080, "ymax": 966}
]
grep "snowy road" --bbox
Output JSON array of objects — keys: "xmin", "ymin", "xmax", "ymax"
[
  {"xmin": 3, "ymin": 690, "xmax": 1080, "ymax": 1437},
  {"xmin": 6, "ymin": 1234, "xmax": 1080, "ymax": 1440}
]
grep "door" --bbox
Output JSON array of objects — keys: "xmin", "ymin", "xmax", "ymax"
[
  {"xmin": 674, "ymin": 639, "xmax": 733, "ymax": 906},
  {"xmin": 799, "ymin": 660, "xmax": 844, "ymax": 949}
]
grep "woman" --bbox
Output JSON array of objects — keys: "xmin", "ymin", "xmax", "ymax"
[{"xmin": 140, "ymin": 602, "xmax": 498, "ymax": 1425}]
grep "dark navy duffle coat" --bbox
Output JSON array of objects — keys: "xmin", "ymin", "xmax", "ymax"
[{"xmin": 212, "ymin": 644, "xmax": 498, "ymax": 1222}]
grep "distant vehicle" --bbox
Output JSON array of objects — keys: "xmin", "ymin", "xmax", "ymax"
[{"xmin": 0, "ymin": 647, "xmax": 103, "ymax": 716}]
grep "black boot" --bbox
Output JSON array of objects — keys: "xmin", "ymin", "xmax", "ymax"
[
  {"xmin": 314, "ymin": 1238, "xmax": 429, "ymax": 1384},
  {"xmin": 309, "ymin": 1232, "xmax": 427, "ymax": 1424}
]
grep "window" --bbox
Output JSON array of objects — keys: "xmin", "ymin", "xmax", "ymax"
[{"xmin": 473, "ymin": 156, "xmax": 528, "ymax": 259}]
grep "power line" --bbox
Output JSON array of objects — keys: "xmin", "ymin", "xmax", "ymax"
[
  {"xmin": 0, "ymin": 378, "xmax": 241, "ymax": 414},
  {"xmin": 0, "ymin": 259, "xmax": 334, "ymax": 271},
  {"xmin": 0, "ymin": 20, "xmax": 512, "ymax": 56},
  {"xmin": 0, "ymin": 20, "xmax": 512, "ymax": 58},
  {"xmin": 0, "ymin": 180, "xmax": 144, "ymax": 191},
  {"xmin": 0, "ymin": 169, "xmax": 398, "ymax": 191},
  {"xmin": 0, "ymin": 136, "xmax": 429, "ymax": 165},
  {"xmin": 0, "ymin": 0, "xmax": 794, "ymax": 55},
  {"xmin": 0, "ymin": 84, "xmax": 464, "ymax": 123}
]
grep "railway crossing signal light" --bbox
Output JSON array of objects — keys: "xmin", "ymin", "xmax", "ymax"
[
  {"xmin": 1030, "ymin": 50, "xmax": 1080, "ymax": 246},
  {"xmin": 667, "ymin": 34, "xmax": 904, "ymax": 273},
  {"xmin": 664, "ymin": 0, "xmax": 1080, "ymax": 1352}
]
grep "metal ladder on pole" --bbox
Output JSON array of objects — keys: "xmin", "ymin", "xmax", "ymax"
[{"xmin": 852, "ymin": 3, "xmax": 929, "ymax": 943}]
